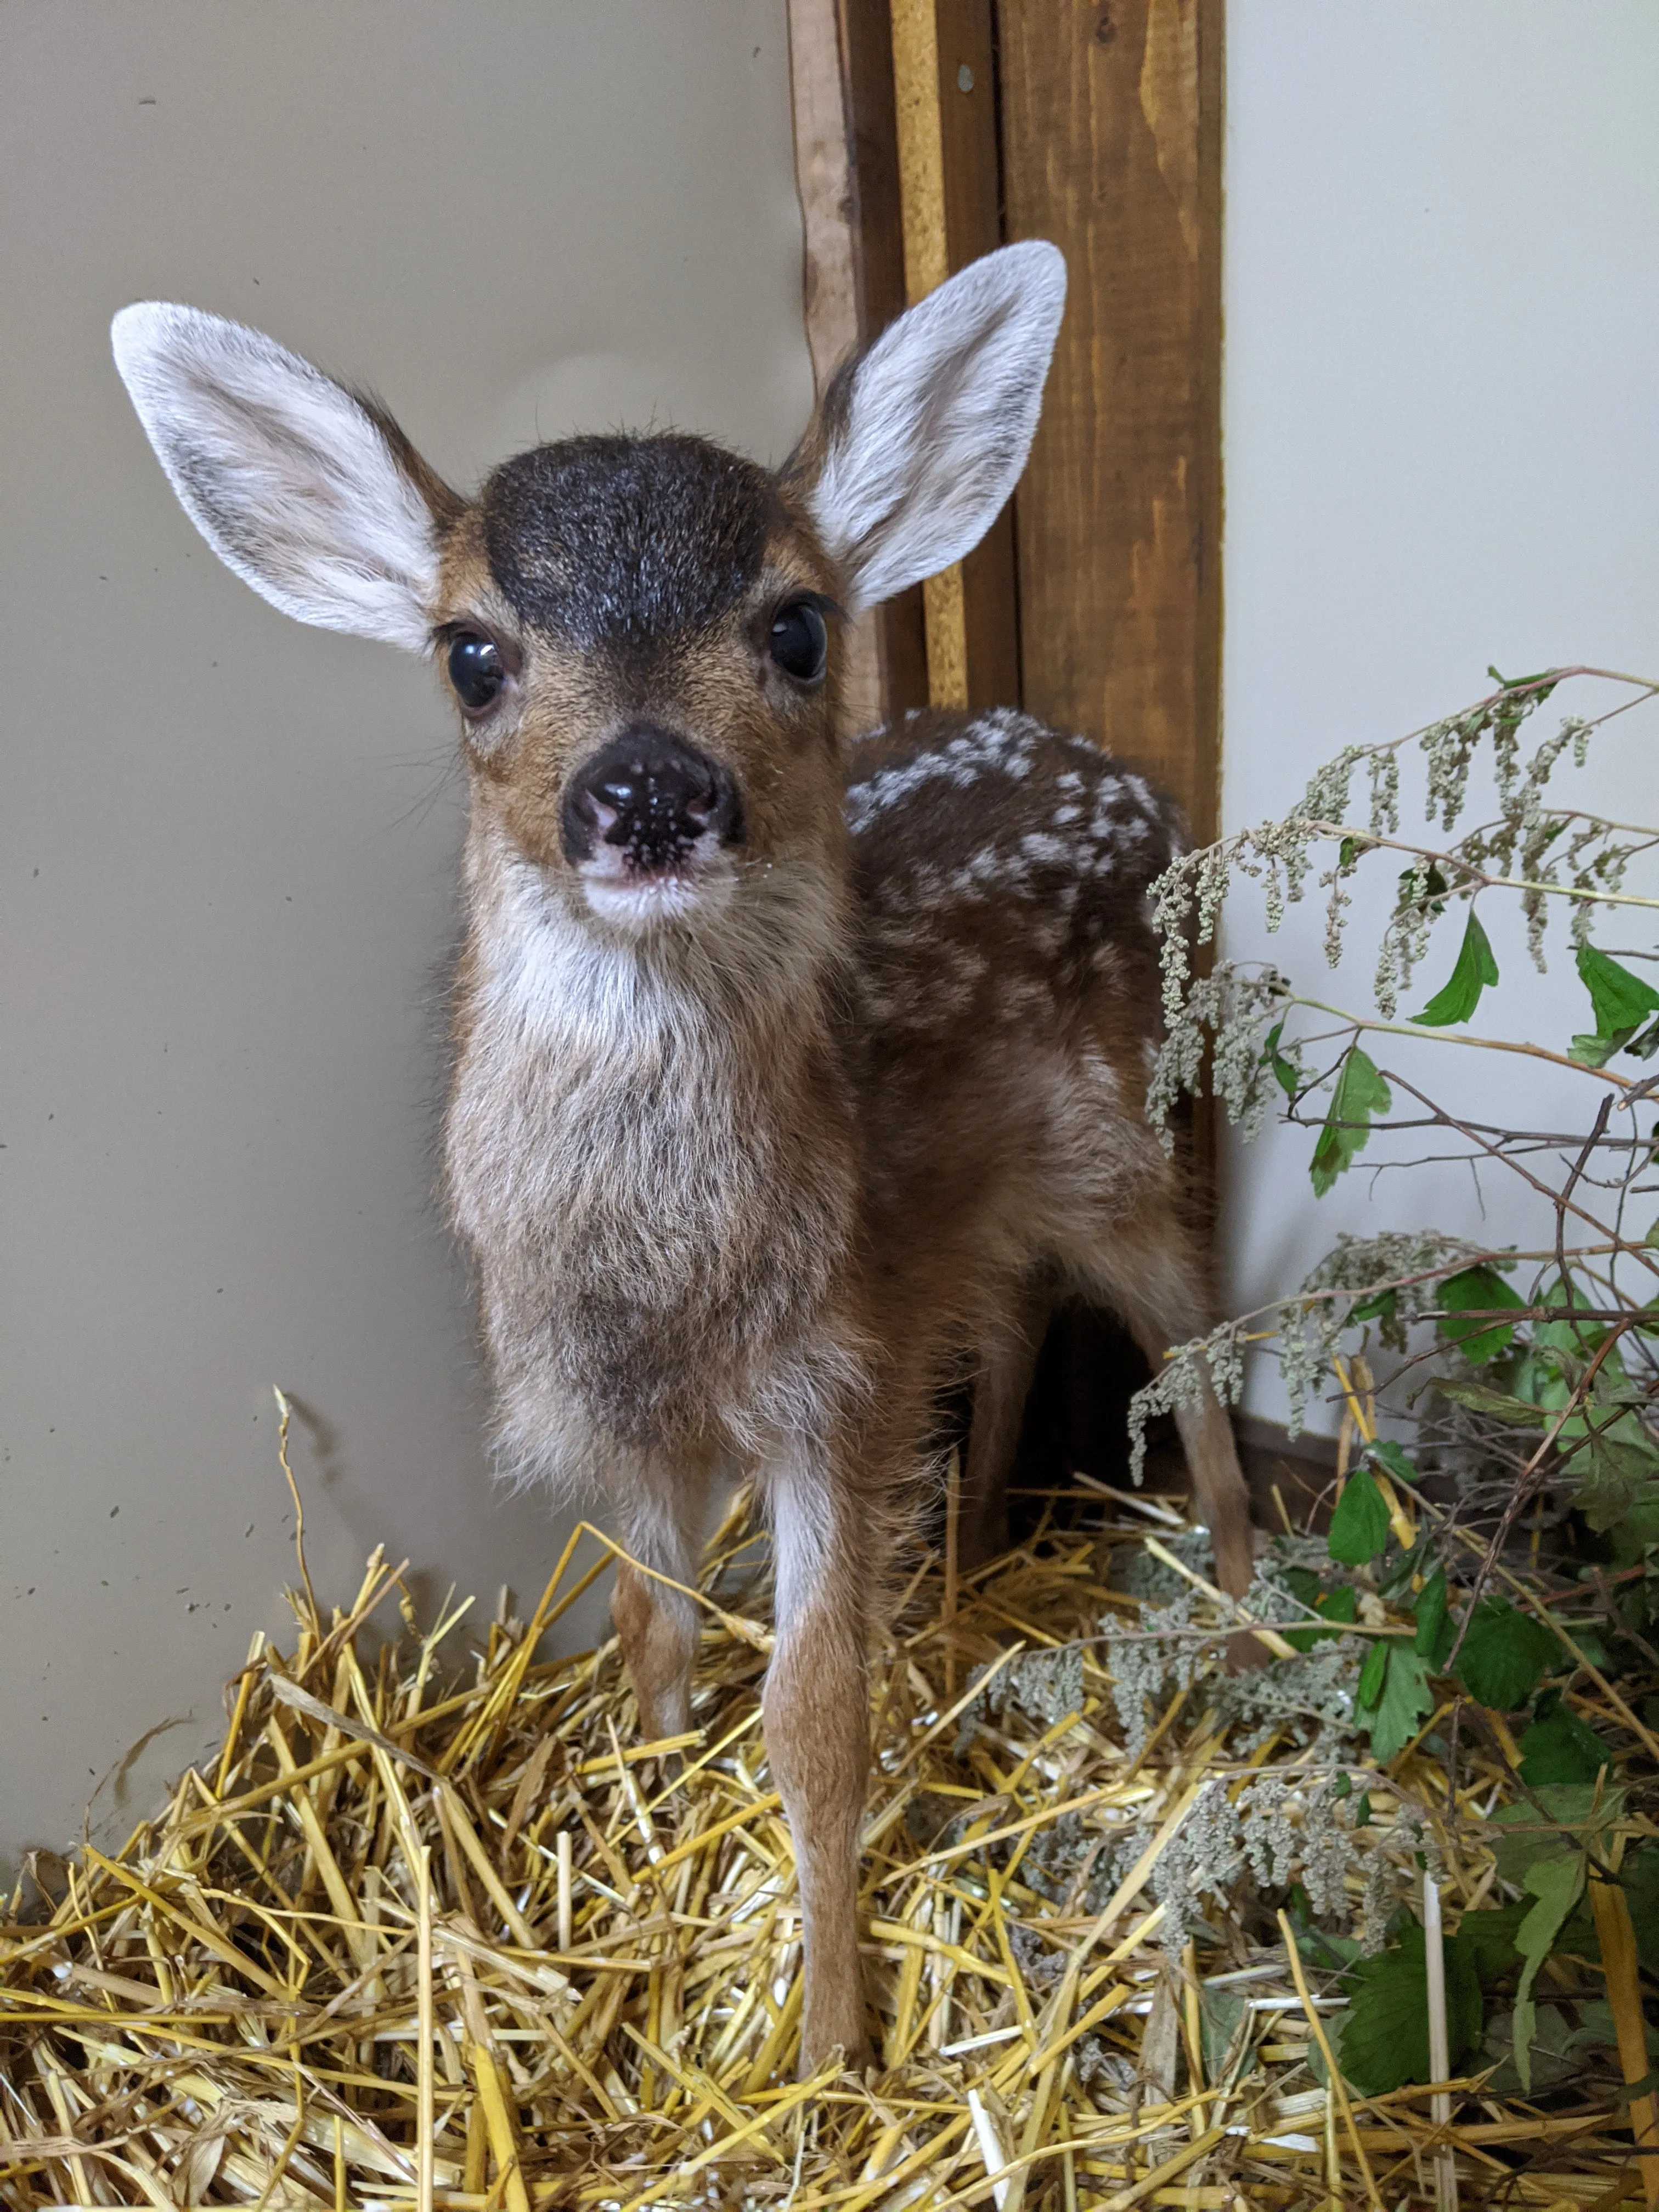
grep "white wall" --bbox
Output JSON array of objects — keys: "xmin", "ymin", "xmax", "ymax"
[
  {"xmin": 0, "ymin": 1, "xmax": 812, "ymax": 1874},
  {"xmin": 1221, "ymin": 4, "xmax": 1659, "ymax": 1429}
]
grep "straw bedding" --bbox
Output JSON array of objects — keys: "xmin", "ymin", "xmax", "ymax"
[{"xmin": 2, "ymin": 1459, "xmax": 1653, "ymax": 2210}]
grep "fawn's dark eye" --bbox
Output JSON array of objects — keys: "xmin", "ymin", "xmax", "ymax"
[
  {"xmin": 447, "ymin": 632, "xmax": 506, "ymax": 714},
  {"xmin": 768, "ymin": 599, "xmax": 828, "ymax": 685}
]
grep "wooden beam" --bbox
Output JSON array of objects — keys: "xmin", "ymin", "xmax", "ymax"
[
  {"xmin": 934, "ymin": 0, "xmax": 1020, "ymax": 711},
  {"xmin": 786, "ymin": 0, "xmax": 930, "ymax": 722},
  {"xmin": 996, "ymin": 0, "xmax": 1223, "ymax": 839},
  {"xmin": 889, "ymin": 0, "xmax": 1023, "ymax": 713},
  {"xmin": 891, "ymin": 0, "xmax": 968, "ymax": 708},
  {"xmin": 789, "ymin": 1, "xmax": 1024, "ymax": 721},
  {"xmin": 788, "ymin": 0, "xmax": 884, "ymax": 731},
  {"xmin": 789, "ymin": 0, "xmax": 862, "ymax": 399}
]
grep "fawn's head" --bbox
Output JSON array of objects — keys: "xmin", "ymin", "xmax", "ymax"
[{"xmin": 112, "ymin": 245, "xmax": 1064, "ymax": 940}]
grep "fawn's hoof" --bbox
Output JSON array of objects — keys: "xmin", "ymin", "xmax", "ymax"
[{"xmin": 798, "ymin": 2029, "xmax": 872, "ymax": 2078}]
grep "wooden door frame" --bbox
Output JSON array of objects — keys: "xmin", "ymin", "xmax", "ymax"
[
  {"xmin": 789, "ymin": 1, "xmax": 1228, "ymax": 1486},
  {"xmin": 786, "ymin": 0, "xmax": 1223, "ymax": 845}
]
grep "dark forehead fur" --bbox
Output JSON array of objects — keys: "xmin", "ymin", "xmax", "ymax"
[{"xmin": 480, "ymin": 433, "xmax": 779, "ymax": 652}]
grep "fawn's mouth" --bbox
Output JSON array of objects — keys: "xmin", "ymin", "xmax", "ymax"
[{"xmin": 577, "ymin": 827, "xmax": 738, "ymax": 928}]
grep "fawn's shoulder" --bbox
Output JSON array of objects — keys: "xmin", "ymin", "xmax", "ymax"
[
  {"xmin": 846, "ymin": 707, "xmax": 1184, "ymax": 891},
  {"xmin": 844, "ymin": 709, "xmax": 1183, "ymax": 1034}
]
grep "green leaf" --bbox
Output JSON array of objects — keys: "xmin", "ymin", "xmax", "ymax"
[
  {"xmin": 1608, "ymin": 1494, "xmax": 1659, "ymax": 1565},
  {"xmin": 1368, "ymin": 1438, "xmax": 1418, "ymax": 1486},
  {"xmin": 1437, "ymin": 1263, "xmax": 1526, "ymax": 1364},
  {"xmin": 1562, "ymin": 1622, "xmax": 1613, "ymax": 1671},
  {"xmin": 1199, "ymin": 1984, "xmax": 1251, "ymax": 2087},
  {"xmin": 1488, "ymin": 663, "xmax": 1559, "ymax": 697},
  {"xmin": 1577, "ymin": 941, "xmax": 1659, "ymax": 1040},
  {"xmin": 1286, "ymin": 1888, "xmax": 1363, "ymax": 1972},
  {"xmin": 1454, "ymin": 1903, "xmax": 1528, "ymax": 1982},
  {"xmin": 1355, "ymin": 1642, "xmax": 1434, "ymax": 1763},
  {"xmin": 1491, "ymin": 1784, "xmax": 1626, "ymax": 1887},
  {"xmin": 1336, "ymin": 1923, "xmax": 1483, "ymax": 2094},
  {"xmin": 1483, "ymin": 2002, "xmax": 1576, "ymax": 2095},
  {"xmin": 1398, "ymin": 860, "xmax": 1450, "ymax": 914},
  {"xmin": 1531, "ymin": 1273, "xmax": 1609, "ymax": 1361},
  {"xmin": 1350, "ymin": 1286, "xmax": 1397, "ymax": 1324},
  {"xmin": 1572, "ymin": 1423, "xmax": 1659, "ymax": 1532},
  {"xmin": 1338, "ymin": 835, "xmax": 1359, "ymax": 869},
  {"xmin": 1376, "ymin": 1537, "xmax": 1425, "ymax": 1601},
  {"xmin": 1414, "ymin": 1568, "xmax": 1454, "ymax": 1668},
  {"xmin": 1511, "ymin": 1850, "xmax": 1586, "ymax": 2093},
  {"xmin": 1454, "ymin": 1596, "xmax": 1556, "ymax": 1711},
  {"xmin": 1283, "ymin": 1579, "xmax": 1357, "ymax": 1652},
  {"xmin": 1623, "ymin": 1843, "xmax": 1659, "ymax": 1976},
  {"xmin": 1261, "ymin": 1020, "xmax": 1300, "ymax": 1099},
  {"xmin": 1435, "ymin": 1378, "xmax": 1544, "ymax": 1424},
  {"xmin": 1328, "ymin": 1470, "xmax": 1391, "ymax": 1566},
  {"xmin": 1310, "ymin": 1046, "xmax": 1392, "ymax": 1197},
  {"xmin": 1570, "ymin": 1025, "xmax": 1637, "ymax": 1069},
  {"xmin": 1411, "ymin": 910, "xmax": 1499, "ymax": 1026},
  {"xmin": 1324, "ymin": 1582, "xmax": 1359, "ymax": 1628},
  {"xmin": 1356, "ymin": 1637, "xmax": 1389, "ymax": 1708},
  {"xmin": 1517, "ymin": 1690, "xmax": 1610, "ymax": 1786},
  {"xmin": 1565, "ymin": 1997, "xmax": 1659, "ymax": 2062}
]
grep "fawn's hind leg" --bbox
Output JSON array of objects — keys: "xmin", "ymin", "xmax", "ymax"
[
  {"xmin": 1141, "ymin": 1351, "xmax": 1257, "ymax": 1605},
  {"xmin": 958, "ymin": 1283, "xmax": 1049, "ymax": 1572},
  {"xmin": 1077, "ymin": 1230, "xmax": 1257, "ymax": 1605}
]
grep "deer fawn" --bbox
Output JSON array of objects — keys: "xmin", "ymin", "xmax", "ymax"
[{"xmin": 113, "ymin": 242, "xmax": 1255, "ymax": 2070}]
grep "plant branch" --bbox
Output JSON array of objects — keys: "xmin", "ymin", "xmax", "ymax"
[{"xmin": 1288, "ymin": 995, "xmax": 1635, "ymax": 1090}]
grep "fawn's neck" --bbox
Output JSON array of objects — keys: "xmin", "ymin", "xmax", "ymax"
[
  {"xmin": 457, "ymin": 812, "xmax": 848, "ymax": 1069},
  {"xmin": 448, "ymin": 814, "xmax": 861, "ymax": 1453}
]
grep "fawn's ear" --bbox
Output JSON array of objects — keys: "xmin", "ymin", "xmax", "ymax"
[
  {"xmin": 111, "ymin": 303, "xmax": 455, "ymax": 651},
  {"xmin": 803, "ymin": 241, "xmax": 1065, "ymax": 615}
]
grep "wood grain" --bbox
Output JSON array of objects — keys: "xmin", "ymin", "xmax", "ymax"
[
  {"xmin": 788, "ymin": 0, "xmax": 885, "ymax": 732},
  {"xmin": 788, "ymin": 0, "xmax": 861, "ymax": 397},
  {"xmin": 997, "ymin": 0, "xmax": 1223, "ymax": 839},
  {"xmin": 891, "ymin": 0, "xmax": 969, "ymax": 708},
  {"xmin": 934, "ymin": 0, "xmax": 1020, "ymax": 712},
  {"xmin": 838, "ymin": 0, "xmax": 930, "ymax": 718}
]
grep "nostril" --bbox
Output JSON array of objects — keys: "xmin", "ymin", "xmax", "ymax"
[{"xmin": 561, "ymin": 726, "xmax": 743, "ymax": 872}]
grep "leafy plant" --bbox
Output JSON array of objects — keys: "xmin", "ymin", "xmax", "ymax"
[
  {"xmin": 1309, "ymin": 1046, "xmax": 1392, "ymax": 1197},
  {"xmin": 1453, "ymin": 1597, "xmax": 1555, "ymax": 1712},
  {"xmin": 1128, "ymin": 667, "xmax": 1659, "ymax": 2105},
  {"xmin": 1352, "ymin": 1637, "xmax": 1433, "ymax": 1763},
  {"xmin": 1326, "ymin": 1468, "xmax": 1390, "ymax": 1565},
  {"xmin": 1411, "ymin": 908, "xmax": 1499, "ymax": 1027},
  {"xmin": 1436, "ymin": 1264, "xmax": 1526, "ymax": 1364},
  {"xmin": 1571, "ymin": 941, "xmax": 1659, "ymax": 1064},
  {"xmin": 1338, "ymin": 1918, "xmax": 1488, "ymax": 2094}
]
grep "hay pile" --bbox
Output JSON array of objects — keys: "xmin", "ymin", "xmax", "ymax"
[{"xmin": 2, "ymin": 1467, "xmax": 1651, "ymax": 2210}]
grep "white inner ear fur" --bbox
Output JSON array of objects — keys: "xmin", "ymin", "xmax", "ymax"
[
  {"xmin": 808, "ymin": 240, "xmax": 1066, "ymax": 616},
  {"xmin": 111, "ymin": 302, "xmax": 440, "ymax": 651}
]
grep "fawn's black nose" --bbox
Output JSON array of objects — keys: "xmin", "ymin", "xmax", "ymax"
[{"xmin": 561, "ymin": 726, "xmax": 743, "ymax": 871}]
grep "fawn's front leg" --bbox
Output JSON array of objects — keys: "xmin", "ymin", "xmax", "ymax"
[
  {"xmin": 611, "ymin": 1455, "xmax": 715, "ymax": 1743},
  {"xmin": 762, "ymin": 1442, "xmax": 872, "ymax": 2073}
]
